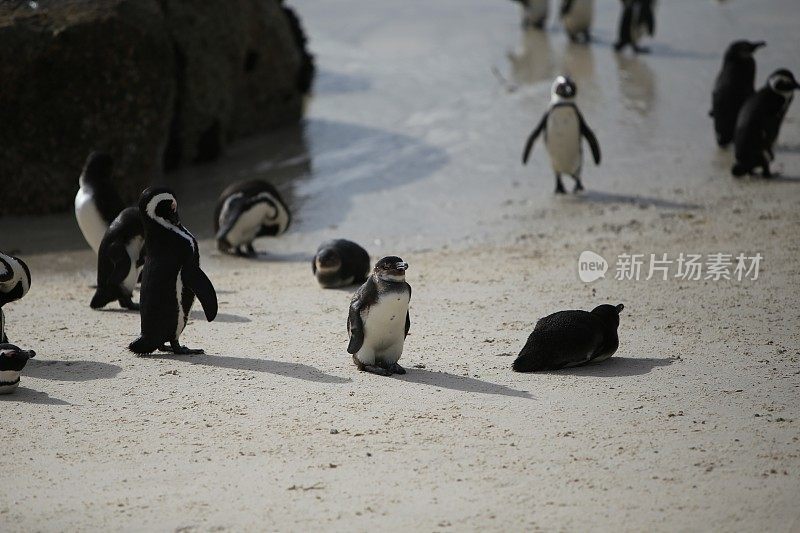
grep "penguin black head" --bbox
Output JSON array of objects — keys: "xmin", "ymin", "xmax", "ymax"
[
  {"xmin": 0, "ymin": 344, "xmax": 36, "ymax": 363},
  {"xmin": 139, "ymin": 186, "xmax": 180, "ymax": 226},
  {"xmin": 552, "ymin": 75, "xmax": 577, "ymax": 100},
  {"xmin": 767, "ymin": 69, "xmax": 800, "ymax": 95},
  {"xmin": 81, "ymin": 151, "xmax": 114, "ymax": 186},
  {"xmin": 316, "ymin": 248, "xmax": 342, "ymax": 271},
  {"xmin": 374, "ymin": 256, "xmax": 408, "ymax": 282},
  {"xmin": 591, "ymin": 303, "xmax": 624, "ymax": 327},
  {"xmin": 725, "ymin": 40, "xmax": 765, "ymax": 61}
]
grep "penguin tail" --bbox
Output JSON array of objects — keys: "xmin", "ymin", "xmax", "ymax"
[
  {"xmin": 90, "ymin": 289, "xmax": 115, "ymax": 309},
  {"xmin": 731, "ymin": 162, "xmax": 748, "ymax": 177},
  {"xmin": 129, "ymin": 337, "xmax": 159, "ymax": 355}
]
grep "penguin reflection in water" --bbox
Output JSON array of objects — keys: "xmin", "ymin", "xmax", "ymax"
[
  {"xmin": 522, "ymin": 75, "xmax": 601, "ymax": 193},
  {"xmin": 614, "ymin": 0, "xmax": 656, "ymax": 54},
  {"xmin": 214, "ymin": 180, "xmax": 291, "ymax": 257},
  {"xmin": 347, "ymin": 257, "xmax": 411, "ymax": 376},
  {"xmin": 129, "ymin": 187, "xmax": 218, "ymax": 355},
  {"xmin": 513, "ymin": 304, "xmax": 624, "ymax": 372}
]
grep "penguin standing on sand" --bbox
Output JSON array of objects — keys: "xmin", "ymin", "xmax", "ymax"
[
  {"xmin": 732, "ymin": 69, "xmax": 800, "ymax": 177},
  {"xmin": 313, "ymin": 239, "xmax": 371, "ymax": 288},
  {"xmin": 129, "ymin": 187, "xmax": 217, "ymax": 355},
  {"xmin": 214, "ymin": 179, "xmax": 291, "ymax": 257},
  {"xmin": 512, "ymin": 0, "xmax": 549, "ymax": 30},
  {"xmin": 522, "ymin": 75, "xmax": 601, "ymax": 193},
  {"xmin": 560, "ymin": 0, "xmax": 594, "ymax": 43},
  {"xmin": 0, "ymin": 344, "xmax": 36, "ymax": 394},
  {"xmin": 91, "ymin": 207, "xmax": 145, "ymax": 311},
  {"xmin": 513, "ymin": 304, "xmax": 624, "ymax": 372},
  {"xmin": 74, "ymin": 152, "xmax": 126, "ymax": 253},
  {"xmin": 711, "ymin": 40, "xmax": 766, "ymax": 147},
  {"xmin": 614, "ymin": 0, "xmax": 656, "ymax": 54},
  {"xmin": 347, "ymin": 257, "xmax": 411, "ymax": 376},
  {"xmin": 0, "ymin": 251, "xmax": 32, "ymax": 344}
]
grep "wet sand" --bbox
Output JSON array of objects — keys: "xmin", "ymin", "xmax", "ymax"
[{"xmin": 1, "ymin": 0, "xmax": 800, "ymax": 531}]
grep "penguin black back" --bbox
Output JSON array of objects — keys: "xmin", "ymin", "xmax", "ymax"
[
  {"xmin": 513, "ymin": 304, "xmax": 624, "ymax": 372},
  {"xmin": 313, "ymin": 239, "xmax": 371, "ymax": 288},
  {"xmin": 733, "ymin": 69, "xmax": 799, "ymax": 177},
  {"xmin": 80, "ymin": 151, "xmax": 125, "ymax": 223},
  {"xmin": 711, "ymin": 40, "xmax": 765, "ymax": 147},
  {"xmin": 0, "ymin": 251, "xmax": 31, "ymax": 308},
  {"xmin": 91, "ymin": 207, "xmax": 145, "ymax": 310}
]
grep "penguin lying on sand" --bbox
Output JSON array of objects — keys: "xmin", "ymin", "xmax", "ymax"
[
  {"xmin": 711, "ymin": 40, "xmax": 765, "ymax": 147},
  {"xmin": 129, "ymin": 187, "xmax": 217, "ymax": 355},
  {"xmin": 0, "ymin": 251, "xmax": 32, "ymax": 343},
  {"xmin": 513, "ymin": 304, "xmax": 624, "ymax": 372},
  {"xmin": 313, "ymin": 239, "xmax": 371, "ymax": 288},
  {"xmin": 614, "ymin": 0, "xmax": 656, "ymax": 54},
  {"xmin": 91, "ymin": 207, "xmax": 145, "ymax": 311},
  {"xmin": 511, "ymin": 0, "xmax": 549, "ymax": 30},
  {"xmin": 347, "ymin": 257, "xmax": 411, "ymax": 376},
  {"xmin": 732, "ymin": 69, "xmax": 799, "ymax": 177},
  {"xmin": 214, "ymin": 179, "xmax": 291, "ymax": 257},
  {"xmin": 522, "ymin": 75, "xmax": 601, "ymax": 193},
  {"xmin": 74, "ymin": 152, "xmax": 125, "ymax": 253},
  {"xmin": 560, "ymin": 0, "xmax": 594, "ymax": 44},
  {"xmin": 0, "ymin": 344, "xmax": 36, "ymax": 394}
]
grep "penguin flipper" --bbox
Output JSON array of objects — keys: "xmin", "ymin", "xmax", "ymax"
[
  {"xmin": 104, "ymin": 242, "xmax": 132, "ymax": 291},
  {"xmin": 183, "ymin": 267, "xmax": 218, "ymax": 322},
  {"xmin": 405, "ymin": 311, "xmax": 411, "ymax": 338},
  {"xmin": 347, "ymin": 305, "xmax": 364, "ymax": 355},
  {"xmin": 578, "ymin": 113, "xmax": 601, "ymax": 165},
  {"xmin": 522, "ymin": 113, "xmax": 548, "ymax": 165}
]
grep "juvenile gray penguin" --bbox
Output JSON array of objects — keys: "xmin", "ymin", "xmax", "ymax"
[
  {"xmin": 513, "ymin": 304, "xmax": 624, "ymax": 372},
  {"xmin": 313, "ymin": 239, "xmax": 371, "ymax": 288},
  {"xmin": 347, "ymin": 256, "xmax": 411, "ymax": 376}
]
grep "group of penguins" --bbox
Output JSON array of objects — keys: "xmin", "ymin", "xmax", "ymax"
[
  {"xmin": 514, "ymin": 1, "xmax": 798, "ymax": 192},
  {"xmin": 0, "ymin": 148, "xmax": 627, "ymax": 392}
]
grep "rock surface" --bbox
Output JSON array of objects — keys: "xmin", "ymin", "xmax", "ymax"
[{"xmin": 0, "ymin": 0, "xmax": 313, "ymax": 216}]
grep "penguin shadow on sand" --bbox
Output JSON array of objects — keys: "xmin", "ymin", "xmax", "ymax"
[
  {"xmin": 572, "ymin": 190, "xmax": 700, "ymax": 210},
  {"xmin": 550, "ymin": 356, "xmax": 673, "ymax": 377},
  {"xmin": 24, "ymin": 359, "xmax": 122, "ymax": 382},
  {"xmin": 151, "ymin": 353, "xmax": 351, "ymax": 384},
  {"xmin": 0, "ymin": 387, "xmax": 71, "ymax": 405},
  {"xmin": 189, "ymin": 309, "xmax": 250, "ymax": 324},
  {"xmin": 399, "ymin": 369, "xmax": 533, "ymax": 399}
]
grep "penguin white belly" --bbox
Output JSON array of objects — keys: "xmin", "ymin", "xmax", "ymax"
[
  {"xmin": 122, "ymin": 236, "xmax": 144, "ymax": 293},
  {"xmin": 175, "ymin": 270, "xmax": 188, "ymax": 339},
  {"xmin": 546, "ymin": 107, "xmax": 582, "ymax": 175},
  {"xmin": 562, "ymin": 0, "xmax": 593, "ymax": 33},
  {"xmin": 74, "ymin": 189, "xmax": 107, "ymax": 253},
  {"xmin": 224, "ymin": 203, "xmax": 273, "ymax": 247},
  {"xmin": 0, "ymin": 370, "xmax": 20, "ymax": 394},
  {"xmin": 357, "ymin": 292, "xmax": 410, "ymax": 365}
]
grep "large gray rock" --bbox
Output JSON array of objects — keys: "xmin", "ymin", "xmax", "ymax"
[{"xmin": 0, "ymin": 0, "xmax": 312, "ymax": 216}]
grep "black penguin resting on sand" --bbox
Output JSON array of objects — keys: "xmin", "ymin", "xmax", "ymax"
[
  {"xmin": 129, "ymin": 187, "xmax": 217, "ymax": 355},
  {"xmin": 732, "ymin": 69, "xmax": 799, "ymax": 177},
  {"xmin": 313, "ymin": 239, "xmax": 371, "ymax": 288},
  {"xmin": 91, "ymin": 207, "xmax": 146, "ymax": 311},
  {"xmin": 710, "ymin": 40, "xmax": 765, "ymax": 147},
  {"xmin": 513, "ymin": 304, "xmax": 624, "ymax": 372},
  {"xmin": 347, "ymin": 257, "xmax": 411, "ymax": 376}
]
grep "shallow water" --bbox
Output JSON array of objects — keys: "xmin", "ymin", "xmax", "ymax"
[{"xmin": 2, "ymin": 0, "xmax": 799, "ymax": 256}]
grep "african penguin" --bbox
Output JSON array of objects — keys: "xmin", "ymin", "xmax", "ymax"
[
  {"xmin": 91, "ymin": 207, "xmax": 145, "ymax": 311},
  {"xmin": 347, "ymin": 256, "xmax": 411, "ymax": 376},
  {"xmin": 560, "ymin": 0, "xmax": 594, "ymax": 44},
  {"xmin": 522, "ymin": 75, "xmax": 601, "ymax": 193},
  {"xmin": 129, "ymin": 187, "xmax": 218, "ymax": 355},
  {"xmin": 732, "ymin": 69, "xmax": 799, "ymax": 177},
  {"xmin": 74, "ymin": 152, "xmax": 126, "ymax": 253},
  {"xmin": 214, "ymin": 179, "xmax": 291, "ymax": 257},
  {"xmin": 512, "ymin": 0, "xmax": 549, "ymax": 30},
  {"xmin": 313, "ymin": 239, "xmax": 371, "ymax": 288},
  {"xmin": 614, "ymin": 0, "xmax": 656, "ymax": 54},
  {"xmin": 0, "ymin": 344, "xmax": 36, "ymax": 394},
  {"xmin": 711, "ymin": 40, "xmax": 766, "ymax": 147},
  {"xmin": 0, "ymin": 251, "xmax": 32, "ymax": 344},
  {"xmin": 513, "ymin": 304, "xmax": 624, "ymax": 372}
]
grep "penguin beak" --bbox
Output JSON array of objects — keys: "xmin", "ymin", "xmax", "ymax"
[
  {"xmin": 395, "ymin": 262, "xmax": 408, "ymax": 271},
  {"xmin": 750, "ymin": 41, "xmax": 766, "ymax": 51}
]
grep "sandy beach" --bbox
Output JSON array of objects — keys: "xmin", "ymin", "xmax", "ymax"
[{"xmin": 2, "ymin": 0, "xmax": 800, "ymax": 531}]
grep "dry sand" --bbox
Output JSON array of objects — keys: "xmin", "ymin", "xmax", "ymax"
[{"xmin": 1, "ymin": 178, "xmax": 799, "ymax": 531}]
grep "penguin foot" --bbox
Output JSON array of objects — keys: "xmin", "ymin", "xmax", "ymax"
[
  {"xmin": 361, "ymin": 365, "xmax": 392, "ymax": 377},
  {"xmin": 573, "ymin": 181, "xmax": 585, "ymax": 193},
  {"xmin": 159, "ymin": 342, "xmax": 204, "ymax": 355},
  {"xmin": 118, "ymin": 298, "xmax": 140, "ymax": 311},
  {"xmin": 555, "ymin": 185, "xmax": 567, "ymax": 194},
  {"xmin": 389, "ymin": 363, "xmax": 406, "ymax": 375}
]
